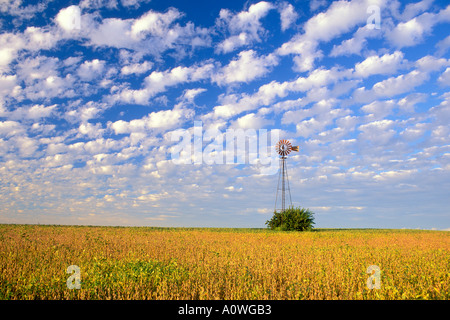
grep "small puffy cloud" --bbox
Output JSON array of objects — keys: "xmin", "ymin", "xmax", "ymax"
[
  {"xmin": 277, "ymin": 0, "xmax": 373, "ymax": 71},
  {"xmin": 213, "ymin": 50, "xmax": 278, "ymax": 85},
  {"xmin": 392, "ymin": 0, "xmax": 434, "ymax": 21},
  {"xmin": 55, "ymin": 5, "xmax": 81, "ymax": 33},
  {"xmin": 355, "ymin": 69, "xmax": 429, "ymax": 102},
  {"xmin": 15, "ymin": 135, "xmax": 39, "ymax": 158},
  {"xmin": 0, "ymin": 120, "xmax": 24, "ymax": 137},
  {"xmin": 179, "ymin": 88, "xmax": 206, "ymax": 103},
  {"xmin": 398, "ymin": 93, "xmax": 427, "ymax": 113},
  {"xmin": 78, "ymin": 122, "xmax": 104, "ymax": 139},
  {"xmin": 388, "ymin": 6, "xmax": 450, "ymax": 48},
  {"xmin": 354, "ymin": 51, "xmax": 406, "ymax": 78},
  {"xmin": 86, "ymin": 8, "xmax": 210, "ymax": 58},
  {"xmin": 79, "ymin": 0, "xmax": 118, "ymax": 10},
  {"xmin": 229, "ymin": 112, "xmax": 274, "ymax": 130},
  {"xmin": 77, "ymin": 59, "xmax": 106, "ymax": 80},
  {"xmin": 279, "ymin": 2, "xmax": 298, "ymax": 31},
  {"xmin": 13, "ymin": 104, "xmax": 57, "ymax": 120},
  {"xmin": 109, "ymin": 105, "xmax": 194, "ymax": 134},
  {"xmin": 330, "ymin": 26, "xmax": 378, "ymax": 57},
  {"xmin": 309, "ymin": 0, "xmax": 328, "ymax": 12},
  {"xmin": 372, "ymin": 70, "xmax": 429, "ymax": 97},
  {"xmin": 24, "ymin": 26, "xmax": 58, "ymax": 50},
  {"xmin": 88, "ymin": 17, "xmax": 135, "ymax": 48},
  {"xmin": 131, "ymin": 8, "xmax": 182, "ymax": 39},
  {"xmin": 415, "ymin": 55, "xmax": 449, "ymax": 72},
  {"xmin": 438, "ymin": 68, "xmax": 450, "ymax": 86},
  {"xmin": 120, "ymin": 61, "xmax": 153, "ymax": 75},
  {"xmin": 361, "ymin": 100, "xmax": 395, "ymax": 120},
  {"xmin": 436, "ymin": 35, "xmax": 450, "ymax": 57},
  {"xmin": 215, "ymin": 1, "xmax": 275, "ymax": 53},
  {"xmin": 302, "ymin": 0, "xmax": 369, "ymax": 43},
  {"xmin": 358, "ymin": 119, "xmax": 396, "ymax": 145},
  {"xmin": 110, "ymin": 62, "xmax": 214, "ymax": 105}
]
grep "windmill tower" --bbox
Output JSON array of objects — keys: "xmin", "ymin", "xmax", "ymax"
[{"xmin": 274, "ymin": 139, "xmax": 299, "ymax": 213}]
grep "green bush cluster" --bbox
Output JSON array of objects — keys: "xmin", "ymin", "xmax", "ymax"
[{"xmin": 265, "ymin": 206, "xmax": 315, "ymax": 231}]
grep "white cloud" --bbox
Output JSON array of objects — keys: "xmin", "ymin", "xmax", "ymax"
[
  {"xmin": 415, "ymin": 55, "xmax": 449, "ymax": 72},
  {"xmin": 302, "ymin": 0, "xmax": 370, "ymax": 43},
  {"xmin": 213, "ymin": 50, "xmax": 278, "ymax": 85},
  {"xmin": 12, "ymin": 104, "xmax": 57, "ymax": 120},
  {"xmin": 78, "ymin": 122, "xmax": 104, "ymax": 139},
  {"xmin": 15, "ymin": 135, "xmax": 39, "ymax": 157},
  {"xmin": 354, "ymin": 69, "xmax": 429, "ymax": 102},
  {"xmin": 205, "ymin": 66, "xmax": 352, "ymax": 121},
  {"xmin": 361, "ymin": 100, "xmax": 395, "ymax": 120},
  {"xmin": 372, "ymin": 70, "xmax": 428, "ymax": 97},
  {"xmin": 330, "ymin": 26, "xmax": 378, "ymax": 57},
  {"xmin": 436, "ymin": 35, "xmax": 450, "ymax": 57},
  {"xmin": 279, "ymin": 2, "xmax": 298, "ymax": 31},
  {"xmin": 277, "ymin": 0, "xmax": 377, "ymax": 71},
  {"xmin": 388, "ymin": 6, "xmax": 450, "ymax": 48},
  {"xmin": 358, "ymin": 119, "xmax": 396, "ymax": 145},
  {"xmin": 109, "ymin": 104, "xmax": 194, "ymax": 134},
  {"xmin": 0, "ymin": 120, "xmax": 24, "ymax": 137},
  {"xmin": 120, "ymin": 61, "xmax": 153, "ymax": 75},
  {"xmin": 179, "ymin": 88, "xmax": 206, "ymax": 104},
  {"xmin": 215, "ymin": 1, "xmax": 275, "ymax": 53},
  {"xmin": 131, "ymin": 8, "xmax": 182, "ymax": 39},
  {"xmin": 229, "ymin": 112, "xmax": 273, "ymax": 130},
  {"xmin": 110, "ymin": 62, "xmax": 214, "ymax": 105},
  {"xmin": 309, "ymin": 0, "xmax": 328, "ymax": 12},
  {"xmin": 77, "ymin": 59, "xmax": 106, "ymax": 80},
  {"xmin": 87, "ymin": 8, "xmax": 210, "ymax": 57},
  {"xmin": 392, "ymin": 0, "xmax": 434, "ymax": 21},
  {"xmin": 438, "ymin": 67, "xmax": 450, "ymax": 86},
  {"xmin": 398, "ymin": 93, "xmax": 427, "ymax": 113},
  {"xmin": 79, "ymin": 0, "xmax": 118, "ymax": 10},
  {"xmin": 0, "ymin": 74, "xmax": 17, "ymax": 97},
  {"xmin": 55, "ymin": 5, "xmax": 81, "ymax": 33},
  {"xmin": 354, "ymin": 51, "xmax": 406, "ymax": 78},
  {"xmin": 24, "ymin": 26, "xmax": 59, "ymax": 50}
]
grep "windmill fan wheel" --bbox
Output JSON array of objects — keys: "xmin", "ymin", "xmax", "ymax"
[{"xmin": 276, "ymin": 139, "xmax": 292, "ymax": 156}]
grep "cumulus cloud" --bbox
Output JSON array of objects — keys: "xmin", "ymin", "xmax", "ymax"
[
  {"xmin": 438, "ymin": 67, "xmax": 450, "ymax": 86},
  {"xmin": 354, "ymin": 51, "xmax": 407, "ymax": 78},
  {"xmin": 55, "ymin": 5, "xmax": 81, "ymax": 33},
  {"xmin": 109, "ymin": 104, "xmax": 194, "ymax": 134},
  {"xmin": 279, "ymin": 2, "xmax": 298, "ymax": 31},
  {"xmin": 86, "ymin": 7, "xmax": 211, "ymax": 58},
  {"xmin": 109, "ymin": 62, "xmax": 214, "ymax": 105},
  {"xmin": 215, "ymin": 1, "xmax": 275, "ymax": 53},
  {"xmin": 388, "ymin": 5, "xmax": 450, "ymax": 48},
  {"xmin": 229, "ymin": 112, "xmax": 274, "ymax": 129},
  {"xmin": 330, "ymin": 25, "xmax": 379, "ymax": 57},
  {"xmin": 277, "ymin": 0, "xmax": 377, "ymax": 71},
  {"xmin": 213, "ymin": 50, "xmax": 278, "ymax": 85},
  {"xmin": 77, "ymin": 59, "xmax": 106, "ymax": 80},
  {"xmin": 120, "ymin": 61, "xmax": 153, "ymax": 75},
  {"xmin": 353, "ymin": 69, "xmax": 429, "ymax": 102}
]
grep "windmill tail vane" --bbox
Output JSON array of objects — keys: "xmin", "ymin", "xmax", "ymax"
[{"xmin": 274, "ymin": 139, "xmax": 299, "ymax": 213}]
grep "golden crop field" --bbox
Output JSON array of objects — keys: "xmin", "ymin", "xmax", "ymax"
[{"xmin": 0, "ymin": 224, "xmax": 449, "ymax": 300}]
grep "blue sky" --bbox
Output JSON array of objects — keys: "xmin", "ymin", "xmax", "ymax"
[{"xmin": 0, "ymin": 0, "xmax": 449, "ymax": 229}]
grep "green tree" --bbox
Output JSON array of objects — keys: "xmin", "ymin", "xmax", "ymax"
[{"xmin": 265, "ymin": 206, "xmax": 315, "ymax": 231}]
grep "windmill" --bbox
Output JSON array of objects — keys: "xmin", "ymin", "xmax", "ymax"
[{"xmin": 274, "ymin": 139, "xmax": 299, "ymax": 213}]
